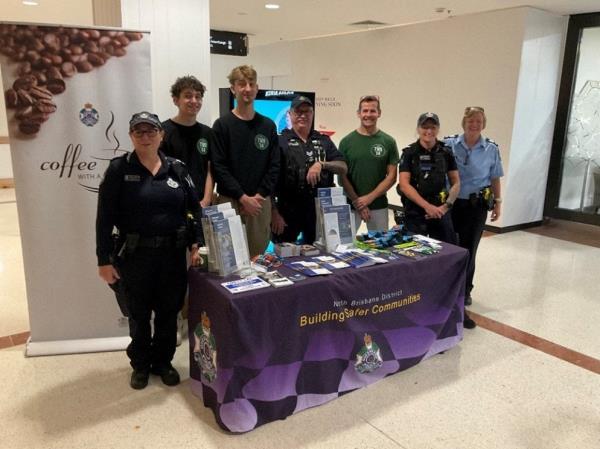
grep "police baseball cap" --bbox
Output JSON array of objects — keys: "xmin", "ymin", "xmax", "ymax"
[
  {"xmin": 129, "ymin": 111, "xmax": 162, "ymax": 130},
  {"xmin": 417, "ymin": 112, "xmax": 440, "ymax": 127},
  {"xmin": 291, "ymin": 95, "xmax": 313, "ymax": 110}
]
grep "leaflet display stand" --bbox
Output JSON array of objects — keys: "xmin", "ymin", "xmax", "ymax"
[
  {"xmin": 314, "ymin": 188, "xmax": 355, "ymax": 252},
  {"xmin": 201, "ymin": 204, "xmax": 251, "ymax": 276}
]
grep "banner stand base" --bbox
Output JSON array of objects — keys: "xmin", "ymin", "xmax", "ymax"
[{"xmin": 25, "ymin": 336, "xmax": 130, "ymax": 357}]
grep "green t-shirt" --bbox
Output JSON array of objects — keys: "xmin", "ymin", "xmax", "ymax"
[{"xmin": 339, "ymin": 130, "xmax": 399, "ymax": 210}]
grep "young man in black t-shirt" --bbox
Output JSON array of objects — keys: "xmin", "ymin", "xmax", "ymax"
[
  {"xmin": 212, "ymin": 65, "xmax": 280, "ymax": 257},
  {"xmin": 160, "ymin": 76, "xmax": 214, "ymax": 207}
]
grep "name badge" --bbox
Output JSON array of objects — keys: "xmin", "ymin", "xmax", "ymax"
[{"xmin": 124, "ymin": 175, "xmax": 141, "ymax": 182}]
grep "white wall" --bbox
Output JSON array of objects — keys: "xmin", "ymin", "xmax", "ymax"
[
  {"xmin": 212, "ymin": 7, "xmax": 566, "ymax": 228},
  {"xmin": 121, "ymin": 0, "xmax": 212, "ymax": 125},
  {"xmin": 504, "ymin": 9, "xmax": 567, "ymax": 227}
]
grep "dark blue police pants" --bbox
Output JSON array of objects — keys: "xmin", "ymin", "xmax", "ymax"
[
  {"xmin": 272, "ymin": 197, "xmax": 317, "ymax": 245},
  {"xmin": 120, "ymin": 246, "xmax": 187, "ymax": 371},
  {"xmin": 451, "ymin": 199, "xmax": 488, "ymax": 296},
  {"xmin": 404, "ymin": 211, "xmax": 457, "ymax": 245}
]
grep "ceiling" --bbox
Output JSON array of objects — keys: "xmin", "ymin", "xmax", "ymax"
[{"xmin": 210, "ymin": 0, "xmax": 600, "ymax": 47}]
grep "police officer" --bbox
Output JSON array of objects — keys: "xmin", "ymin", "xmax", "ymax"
[
  {"xmin": 399, "ymin": 112, "xmax": 475, "ymax": 329},
  {"xmin": 444, "ymin": 106, "xmax": 503, "ymax": 308},
  {"xmin": 398, "ymin": 112, "xmax": 460, "ymax": 243},
  {"xmin": 96, "ymin": 112, "xmax": 204, "ymax": 390},
  {"xmin": 271, "ymin": 96, "xmax": 347, "ymax": 244}
]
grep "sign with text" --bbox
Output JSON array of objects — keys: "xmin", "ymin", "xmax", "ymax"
[
  {"xmin": 210, "ymin": 30, "xmax": 248, "ymax": 56},
  {"xmin": 0, "ymin": 22, "xmax": 152, "ymax": 355}
]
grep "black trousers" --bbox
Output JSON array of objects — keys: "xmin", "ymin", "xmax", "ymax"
[
  {"xmin": 451, "ymin": 198, "xmax": 488, "ymax": 296},
  {"xmin": 273, "ymin": 197, "xmax": 317, "ymax": 244},
  {"xmin": 404, "ymin": 211, "xmax": 457, "ymax": 245},
  {"xmin": 119, "ymin": 246, "xmax": 187, "ymax": 371}
]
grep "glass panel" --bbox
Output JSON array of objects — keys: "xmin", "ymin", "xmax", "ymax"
[{"xmin": 558, "ymin": 27, "xmax": 600, "ymax": 214}]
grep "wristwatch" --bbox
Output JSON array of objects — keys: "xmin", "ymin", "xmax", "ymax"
[
  {"xmin": 494, "ymin": 198, "xmax": 503, "ymax": 204},
  {"xmin": 445, "ymin": 201, "xmax": 454, "ymax": 209}
]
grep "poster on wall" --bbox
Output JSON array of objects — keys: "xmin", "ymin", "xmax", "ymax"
[{"xmin": 0, "ymin": 22, "xmax": 152, "ymax": 356}]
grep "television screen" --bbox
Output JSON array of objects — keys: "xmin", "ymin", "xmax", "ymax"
[{"xmin": 219, "ymin": 89, "xmax": 316, "ymax": 134}]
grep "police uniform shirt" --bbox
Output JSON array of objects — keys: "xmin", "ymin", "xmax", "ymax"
[
  {"xmin": 276, "ymin": 128, "xmax": 345, "ymax": 200},
  {"xmin": 159, "ymin": 119, "xmax": 213, "ymax": 199},
  {"xmin": 96, "ymin": 150, "xmax": 201, "ymax": 265},
  {"xmin": 444, "ymin": 134, "xmax": 504, "ymax": 199},
  {"xmin": 398, "ymin": 140, "xmax": 457, "ymax": 213}
]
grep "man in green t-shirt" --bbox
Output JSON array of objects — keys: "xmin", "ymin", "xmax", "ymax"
[{"xmin": 339, "ymin": 96, "xmax": 399, "ymax": 232}]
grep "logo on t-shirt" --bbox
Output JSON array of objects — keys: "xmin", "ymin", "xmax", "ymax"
[
  {"xmin": 370, "ymin": 143, "xmax": 386, "ymax": 158},
  {"xmin": 254, "ymin": 134, "xmax": 269, "ymax": 151},
  {"xmin": 196, "ymin": 138, "xmax": 208, "ymax": 155}
]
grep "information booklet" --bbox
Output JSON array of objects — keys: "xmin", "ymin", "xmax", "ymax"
[
  {"xmin": 314, "ymin": 187, "xmax": 353, "ymax": 250},
  {"xmin": 212, "ymin": 215, "xmax": 250, "ymax": 275},
  {"xmin": 312, "ymin": 255, "xmax": 350, "ymax": 270},
  {"xmin": 332, "ymin": 249, "xmax": 388, "ymax": 268},
  {"xmin": 286, "ymin": 261, "xmax": 333, "ymax": 276},
  {"xmin": 322, "ymin": 204, "xmax": 354, "ymax": 252},
  {"xmin": 221, "ymin": 276, "xmax": 270, "ymax": 294},
  {"xmin": 258, "ymin": 271, "xmax": 295, "ymax": 288},
  {"xmin": 317, "ymin": 187, "xmax": 344, "ymax": 197}
]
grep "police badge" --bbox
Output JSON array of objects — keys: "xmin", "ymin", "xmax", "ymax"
[
  {"xmin": 79, "ymin": 103, "xmax": 99, "ymax": 127},
  {"xmin": 355, "ymin": 333, "xmax": 383, "ymax": 374}
]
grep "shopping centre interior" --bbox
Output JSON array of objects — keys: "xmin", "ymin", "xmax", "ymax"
[{"xmin": 1, "ymin": 1, "xmax": 599, "ymax": 448}]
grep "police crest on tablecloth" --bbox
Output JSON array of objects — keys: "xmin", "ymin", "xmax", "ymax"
[
  {"xmin": 193, "ymin": 311, "xmax": 217, "ymax": 383},
  {"xmin": 355, "ymin": 333, "xmax": 383, "ymax": 374}
]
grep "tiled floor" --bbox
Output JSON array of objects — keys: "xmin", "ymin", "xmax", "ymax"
[{"xmin": 1, "ymin": 188, "xmax": 599, "ymax": 448}]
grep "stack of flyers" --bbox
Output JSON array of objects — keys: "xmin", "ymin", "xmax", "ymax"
[
  {"xmin": 260, "ymin": 272, "xmax": 294, "ymax": 288},
  {"xmin": 331, "ymin": 251, "xmax": 376, "ymax": 268},
  {"xmin": 312, "ymin": 255, "xmax": 350, "ymax": 270},
  {"xmin": 412, "ymin": 234, "xmax": 443, "ymax": 251},
  {"xmin": 410, "ymin": 244, "xmax": 439, "ymax": 256},
  {"xmin": 221, "ymin": 276, "xmax": 270, "ymax": 294},
  {"xmin": 393, "ymin": 248, "xmax": 427, "ymax": 260},
  {"xmin": 286, "ymin": 261, "xmax": 333, "ymax": 276}
]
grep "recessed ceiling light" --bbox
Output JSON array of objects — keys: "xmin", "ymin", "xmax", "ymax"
[
  {"xmin": 22, "ymin": 0, "xmax": 39, "ymax": 5},
  {"xmin": 265, "ymin": 4, "xmax": 280, "ymax": 10}
]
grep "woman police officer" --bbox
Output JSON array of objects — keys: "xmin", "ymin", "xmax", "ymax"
[
  {"xmin": 96, "ymin": 111, "xmax": 203, "ymax": 390},
  {"xmin": 444, "ymin": 106, "xmax": 503, "ymax": 309},
  {"xmin": 398, "ymin": 112, "xmax": 476, "ymax": 329}
]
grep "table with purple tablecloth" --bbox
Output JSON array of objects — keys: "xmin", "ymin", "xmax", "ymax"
[{"xmin": 188, "ymin": 244, "xmax": 468, "ymax": 432}]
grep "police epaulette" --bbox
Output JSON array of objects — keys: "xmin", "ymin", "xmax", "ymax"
[
  {"xmin": 485, "ymin": 137, "xmax": 499, "ymax": 146},
  {"xmin": 109, "ymin": 153, "xmax": 128, "ymax": 163},
  {"xmin": 444, "ymin": 134, "xmax": 459, "ymax": 140}
]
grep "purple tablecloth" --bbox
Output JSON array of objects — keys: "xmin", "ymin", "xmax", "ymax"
[{"xmin": 188, "ymin": 244, "xmax": 468, "ymax": 432}]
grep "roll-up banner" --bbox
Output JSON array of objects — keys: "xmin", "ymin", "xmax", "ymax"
[{"xmin": 0, "ymin": 22, "xmax": 152, "ymax": 356}]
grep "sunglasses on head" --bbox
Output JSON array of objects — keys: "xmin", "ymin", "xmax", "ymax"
[{"xmin": 464, "ymin": 106, "xmax": 484, "ymax": 113}]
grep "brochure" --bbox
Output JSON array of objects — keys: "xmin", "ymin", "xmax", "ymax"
[
  {"xmin": 201, "ymin": 202, "xmax": 233, "ymax": 218},
  {"xmin": 322, "ymin": 204, "xmax": 354, "ymax": 251},
  {"xmin": 221, "ymin": 276, "xmax": 270, "ymax": 294},
  {"xmin": 317, "ymin": 187, "xmax": 344, "ymax": 197},
  {"xmin": 286, "ymin": 261, "xmax": 333, "ymax": 276}
]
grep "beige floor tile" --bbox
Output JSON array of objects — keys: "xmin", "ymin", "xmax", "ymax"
[{"xmin": 472, "ymin": 232, "xmax": 600, "ymax": 359}]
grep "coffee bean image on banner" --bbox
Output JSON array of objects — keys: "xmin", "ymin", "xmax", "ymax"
[{"xmin": 0, "ymin": 23, "xmax": 144, "ymax": 137}]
